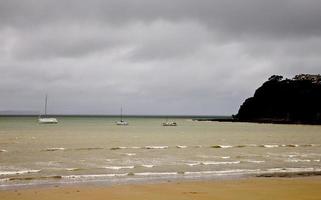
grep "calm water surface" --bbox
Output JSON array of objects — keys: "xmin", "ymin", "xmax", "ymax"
[{"xmin": 1, "ymin": 116, "xmax": 321, "ymax": 188}]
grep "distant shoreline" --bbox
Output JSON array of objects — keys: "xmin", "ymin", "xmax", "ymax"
[{"xmin": 193, "ymin": 118, "xmax": 321, "ymax": 125}]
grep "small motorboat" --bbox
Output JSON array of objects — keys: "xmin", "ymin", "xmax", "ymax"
[{"xmin": 162, "ymin": 120, "xmax": 177, "ymax": 126}]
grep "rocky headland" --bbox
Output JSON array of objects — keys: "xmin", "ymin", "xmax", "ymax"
[
  {"xmin": 236, "ymin": 74, "xmax": 321, "ymax": 124},
  {"xmin": 195, "ymin": 74, "xmax": 321, "ymax": 125}
]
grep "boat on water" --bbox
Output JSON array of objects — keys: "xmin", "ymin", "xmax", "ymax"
[
  {"xmin": 116, "ymin": 106, "xmax": 128, "ymax": 125},
  {"xmin": 162, "ymin": 121, "xmax": 177, "ymax": 126},
  {"xmin": 38, "ymin": 118, "xmax": 58, "ymax": 124},
  {"xmin": 38, "ymin": 95, "xmax": 58, "ymax": 124},
  {"xmin": 162, "ymin": 118, "xmax": 177, "ymax": 126}
]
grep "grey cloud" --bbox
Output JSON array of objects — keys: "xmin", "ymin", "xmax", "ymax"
[
  {"xmin": 127, "ymin": 21, "xmax": 212, "ymax": 61},
  {"xmin": 6, "ymin": 24, "xmax": 127, "ymax": 59},
  {"xmin": 1, "ymin": 0, "xmax": 321, "ymax": 115},
  {"xmin": 1, "ymin": 20, "xmax": 212, "ymax": 61}
]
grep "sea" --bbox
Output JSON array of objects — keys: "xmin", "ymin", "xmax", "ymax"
[{"xmin": 1, "ymin": 116, "xmax": 321, "ymax": 189}]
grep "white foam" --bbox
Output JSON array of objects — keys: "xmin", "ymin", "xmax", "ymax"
[
  {"xmin": 262, "ymin": 144, "xmax": 279, "ymax": 148},
  {"xmin": 185, "ymin": 162, "xmax": 201, "ymax": 166},
  {"xmin": 221, "ymin": 156, "xmax": 230, "ymax": 159},
  {"xmin": 288, "ymin": 154, "xmax": 299, "ymax": 158},
  {"xmin": 141, "ymin": 165, "xmax": 154, "ymax": 168},
  {"xmin": 144, "ymin": 146, "xmax": 168, "ymax": 149},
  {"xmin": 0, "ymin": 169, "xmax": 41, "ymax": 176},
  {"xmin": 124, "ymin": 153, "xmax": 136, "ymax": 156},
  {"xmin": 202, "ymin": 161, "xmax": 240, "ymax": 165},
  {"xmin": 64, "ymin": 173, "xmax": 128, "ymax": 179},
  {"xmin": 216, "ymin": 145, "xmax": 233, "ymax": 148},
  {"xmin": 111, "ymin": 146, "xmax": 141, "ymax": 150},
  {"xmin": 267, "ymin": 168, "xmax": 286, "ymax": 172},
  {"xmin": 134, "ymin": 172, "xmax": 178, "ymax": 176},
  {"xmin": 44, "ymin": 147, "xmax": 65, "ymax": 151},
  {"xmin": 221, "ymin": 145, "xmax": 233, "ymax": 148},
  {"xmin": 244, "ymin": 160, "xmax": 265, "ymax": 163},
  {"xmin": 267, "ymin": 167, "xmax": 316, "ymax": 172},
  {"xmin": 66, "ymin": 168, "xmax": 82, "ymax": 171},
  {"xmin": 184, "ymin": 169, "xmax": 260, "ymax": 175},
  {"xmin": 130, "ymin": 146, "xmax": 141, "ymax": 149},
  {"xmin": 176, "ymin": 145, "xmax": 187, "ymax": 149},
  {"xmin": 105, "ymin": 166, "xmax": 135, "ymax": 170},
  {"xmin": 286, "ymin": 159, "xmax": 311, "ymax": 163},
  {"xmin": 0, "ymin": 149, "xmax": 7, "ymax": 152}
]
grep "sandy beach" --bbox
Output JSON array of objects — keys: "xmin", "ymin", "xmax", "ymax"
[{"xmin": 1, "ymin": 177, "xmax": 321, "ymax": 200}]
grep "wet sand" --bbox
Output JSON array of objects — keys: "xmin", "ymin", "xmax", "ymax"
[{"xmin": 1, "ymin": 177, "xmax": 321, "ymax": 200}]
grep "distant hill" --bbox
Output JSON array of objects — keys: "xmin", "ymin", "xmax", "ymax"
[{"xmin": 235, "ymin": 74, "xmax": 321, "ymax": 124}]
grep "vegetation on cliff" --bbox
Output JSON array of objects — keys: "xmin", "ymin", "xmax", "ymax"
[{"xmin": 236, "ymin": 74, "xmax": 321, "ymax": 124}]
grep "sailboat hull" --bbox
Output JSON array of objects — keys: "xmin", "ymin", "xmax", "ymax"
[
  {"xmin": 38, "ymin": 118, "xmax": 58, "ymax": 124},
  {"xmin": 162, "ymin": 122, "xmax": 177, "ymax": 126},
  {"xmin": 116, "ymin": 121, "xmax": 128, "ymax": 125}
]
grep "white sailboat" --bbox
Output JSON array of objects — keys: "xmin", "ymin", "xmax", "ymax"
[
  {"xmin": 116, "ymin": 106, "xmax": 128, "ymax": 125},
  {"xmin": 38, "ymin": 95, "xmax": 58, "ymax": 124}
]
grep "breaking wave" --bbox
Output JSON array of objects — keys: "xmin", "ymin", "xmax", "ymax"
[
  {"xmin": 43, "ymin": 148, "xmax": 65, "ymax": 151},
  {"xmin": 110, "ymin": 146, "xmax": 140, "ymax": 150},
  {"xmin": 209, "ymin": 144, "xmax": 319, "ymax": 149},
  {"xmin": 211, "ymin": 145, "xmax": 233, "ymax": 148},
  {"xmin": 141, "ymin": 165, "xmax": 154, "ymax": 168},
  {"xmin": 144, "ymin": 146, "xmax": 168, "ymax": 149},
  {"xmin": 105, "ymin": 166, "xmax": 135, "ymax": 170},
  {"xmin": 176, "ymin": 145, "xmax": 187, "ymax": 149},
  {"xmin": 201, "ymin": 161, "xmax": 241, "ymax": 165},
  {"xmin": 2, "ymin": 167, "xmax": 321, "ymax": 185},
  {"xmin": 0, "ymin": 169, "xmax": 41, "ymax": 176},
  {"xmin": 123, "ymin": 153, "xmax": 136, "ymax": 156},
  {"xmin": 37, "ymin": 144, "xmax": 321, "ymax": 153},
  {"xmin": 74, "ymin": 147, "xmax": 104, "ymax": 151}
]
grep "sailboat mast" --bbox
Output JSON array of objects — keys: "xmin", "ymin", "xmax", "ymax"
[
  {"xmin": 120, "ymin": 106, "xmax": 123, "ymax": 121},
  {"xmin": 45, "ymin": 94, "xmax": 48, "ymax": 116}
]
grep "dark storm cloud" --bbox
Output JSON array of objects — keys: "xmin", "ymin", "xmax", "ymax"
[
  {"xmin": 1, "ymin": 0, "xmax": 321, "ymax": 115},
  {"xmin": 1, "ymin": 0, "xmax": 321, "ymax": 37}
]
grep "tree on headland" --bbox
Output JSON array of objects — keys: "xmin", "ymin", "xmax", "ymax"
[{"xmin": 268, "ymin": 75, "xmax": 283, "ymax": 82}]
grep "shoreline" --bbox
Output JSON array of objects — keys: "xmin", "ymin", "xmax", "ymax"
[
  {"xmin": 1, "ymin": 169, "xmax": 321, "ymax": 191},
  {"xmin": 1, "ymin": 176, "xmax": 321, "ymax": 200}
]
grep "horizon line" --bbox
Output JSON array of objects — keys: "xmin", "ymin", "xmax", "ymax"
[{"xmin": 0, "ymin": 114, "xmax": 233, "ymax": 118}]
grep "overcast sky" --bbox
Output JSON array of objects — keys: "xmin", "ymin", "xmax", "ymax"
[{"xmin": 1, "ymin": 0, "xmax": 321, "ymax": 115}]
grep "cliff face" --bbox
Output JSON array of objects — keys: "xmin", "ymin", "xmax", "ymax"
[{"xmin": 236, "ymin": 74, "xmax": 321, "ymax": 124}]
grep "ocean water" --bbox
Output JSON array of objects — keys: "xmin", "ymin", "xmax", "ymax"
[{"xmin": 1, "ymin": 116, "xmax": 321, "ymax": 188}]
